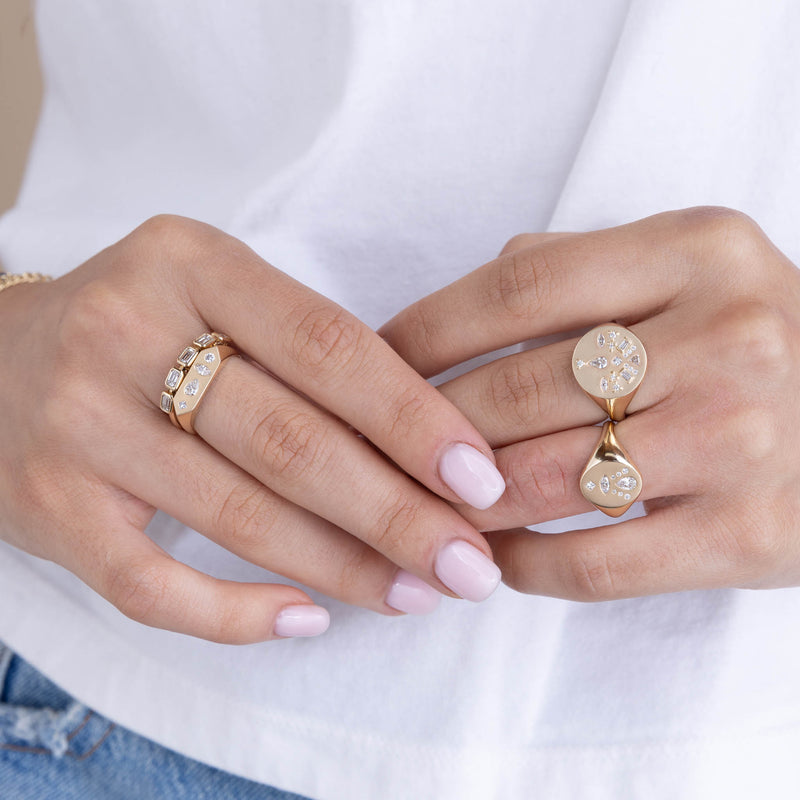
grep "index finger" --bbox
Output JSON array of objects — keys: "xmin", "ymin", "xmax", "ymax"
[
  {"xmin": 147, "ymin": 216, "xmax": 505, "ymax": 511},
  {"xmin": 379, "ymin": 207, "xmax": 756, "ymax": 377}
]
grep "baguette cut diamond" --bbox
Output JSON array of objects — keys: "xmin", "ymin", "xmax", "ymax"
[
  {"xmin": 165, "ymin": 368, "xmax": 182, "ymax": 390},
  {"xmin": 178, "ymin": 347, "xmax": 198, "ymax": 366},
  {"xmin": 195, "ymin": 333, "xmax": 214, "ymax": 346},
  {"xmin": 160, "ymin": 392, "xmax": 173, "ymax": 413}
]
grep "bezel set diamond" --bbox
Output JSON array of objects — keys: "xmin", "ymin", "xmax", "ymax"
[{"xmin": 160, "ymin": 332, "xmax": 233, "ymax": 424}]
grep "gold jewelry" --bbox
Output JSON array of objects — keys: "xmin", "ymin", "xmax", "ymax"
[
  {"xmin": 572, "ymin": 324, "xmax": 647, "ymax": 421},
  {"xmin": 160, "ymin": 332, "xmax": 239, "ymax": 434},
  {"xmin": 0, "ymin": 272, "xmax": 53, "ymax": 293},
  {"xmin": 580, "ymin": 421, "xmax": 643, "ymax": 517}
]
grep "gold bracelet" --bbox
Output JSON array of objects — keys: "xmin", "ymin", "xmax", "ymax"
[{"xmin": 0, "ymin": 272, "xmax": 53, "ymax": 293}]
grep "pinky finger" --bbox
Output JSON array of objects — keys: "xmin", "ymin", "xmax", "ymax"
[{"xmin": 74, "ymin": 524, "xmax": 329, "ymax": 644}]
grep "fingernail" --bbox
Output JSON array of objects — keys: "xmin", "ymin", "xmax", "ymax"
[
  {"xmin": 385, "ymin": 569, "xmax": 441, "ymax": 615},
  {"xmin": 274, "ymin": 605, "xmax": 330, "ymax": 638},
  {"xmin": 439, "ymin": 443, "xmax": 505, "ymax": 510},
  {"xmin": 435, "ymin": 540, "xmax": 501, "ymax": 602}
]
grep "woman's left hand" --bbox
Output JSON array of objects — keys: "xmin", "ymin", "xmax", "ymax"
[{"xmin": 380, "ymin": 207, "xmax": 800, "ymax": 601}]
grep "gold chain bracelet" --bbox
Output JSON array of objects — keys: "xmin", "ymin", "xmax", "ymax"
[{"xmin": 0, "ymin": 272, "xmax": 53, "ymax": 293}]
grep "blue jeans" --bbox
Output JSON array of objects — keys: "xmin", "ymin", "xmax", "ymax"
[{"xmin": 0, "ymin": 643, "xmax": 310, "ymax": 800}]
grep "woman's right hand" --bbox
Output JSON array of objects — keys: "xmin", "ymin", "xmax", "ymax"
[{"xmin": 0, "ymin": 215, "xmax": 504, "ymax": 643}]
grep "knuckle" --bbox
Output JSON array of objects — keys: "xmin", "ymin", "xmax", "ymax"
[
  {"xmin": 134, "ymin": 213, "xmax": 205, "ymax": 248},
  {"xmin": 250, "ymin": 403, "xmax": 328, "ymax": 482},
  {"xmin": 489, "ymin": 355, "xmax": 559, "ymax": 424},
  {"xmin": 562, "ymin": 545, "xmax": 619, "ymax": 602},
  {"xmin": 489, "ymin": 247, "xmax": 555, "ymax": 319},
  {"xmin": 213, "ymin": 483, "xmax": 279, "ymax": 552},
  {"xmin": 722, "ymin": 517, "xmax": 785, "ymax": 578},
  {"xmin": 499, "ymin": 233, "xmax": 535, "ymax": 256},
  {"xmin": 61, "ymin": 280, "xmax": 138, "ymax": 344},
  {"xmin": 372, "ymin": 489, "xmax": 425, "ymax": 554},
  {"xmin": 290, "ymin": 304, "xmax": 366, "ymax": 373},
  {"xmin": 713, "ymin": 300, "xmax": 792, "ymax": 369},
  {"xmin": 386, "ymin": 388, "xmax": 434, "ymax": 443},
  {"xmin": 400, "ymin": 304, "xmax": 439, "ymax": 364},
  {"xmin": 502, "ymin": 446, "xmax": 571, "ymax": 520},
  {"xmin": 107, "ymin": 560, "xmax": 168, "ymax": 625},
  {"xmin": 681, "ymin": 206, "xmax": 764, "ymax": 266}
]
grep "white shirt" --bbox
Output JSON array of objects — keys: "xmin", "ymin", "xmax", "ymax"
[{"xmin": 3, "ymin": 1, "xmax": 800, "ymax": 798}]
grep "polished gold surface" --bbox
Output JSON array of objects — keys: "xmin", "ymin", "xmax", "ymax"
[
  {"xmin": 580, "ymin": 421, "xmax": 642, "ymax": 517},
  {"xmin": 572, "ymin": 324, "xmax": 646, "ymax": 421},
  {"xmin": 160, "ymin": 332, "xmax": 238, "ymax": 434}
]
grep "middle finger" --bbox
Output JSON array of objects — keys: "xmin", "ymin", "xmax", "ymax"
[{"xmin": 437, "ymin": 309, "xmax": 692, "ymax": 448}]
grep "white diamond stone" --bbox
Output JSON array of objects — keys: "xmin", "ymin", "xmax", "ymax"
[
  {"xmin": 624, "ymin": 494, "xmax": 631, "ymax": 500},
  {"xmin": 631, "ymin": 354, "xmax": 641, "ymax": 365},
  {"xmin": 621, "ymin": 370, "xmax": 634, "ymax": 382},
  {"xmin": 616, "ymin": 476, "xmax": 638, "ymax": 491},
  {"xmin": 184, "ymin": 379, "xmax": 199, "ymax": 396},
  {"xmin": 204, "ymin": 353, "xmax": 216, "ymax": 363},
  {"xmin": 597, "ymin": 333, "xmax": 605, "ymax": 347},
  {"xmin": 178, "ymin": 401, "xmax": 188, "ymax": 410},
  {"xmin": 622, "ymin": 467, "xmax": 629, "ymax": 474},
  {"xmin": 165, "ymin": 368, "xmax": 182, "ymax": 389},
  {"xmin": 195, "ymin": 333, "xmax": 214, "ymax": 346},
  {"xmin": 600, "ymin": 377, "xmax": 609, "ymax": 392},
  {"xmin": 608, "ymin": 330, "xmax": 618, "ymax": 340},
  {"xmin": 160, "ymin": 393, "xmax": 173, "ymax": 413},
  {"xmin": 178, "ymin": 347, "xmax": 198, "ymax": 366},
  {"xmin": 600, "ymin": 476, "xmax": 610, "ymax": 494},
  {"xmin": 612, "ymin": 356, "xmax": 622, "ymax": 366},
  {"xmin": 612, "ymin": 382, "xmax": 623, "ymax": 393},
  {"xmin": 584, "ymin": 481, "xmax": 596, "ymax": 491},
  {"xmin": 575, "ymin": 359, "xmax": 585, "ymax": 369},
  {"xmin": 195, "ymin": 363, "xmax": 211, "ymax": 376},
  {"xmin": 616, "ymin": 338, "xmax": 631, "ymax": 354},
  {"xmin": 590, "ymin": 357, "xmax": 608, "ymax": 369}
]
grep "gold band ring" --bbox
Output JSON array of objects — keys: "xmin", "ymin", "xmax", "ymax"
[
  {"xmin": 580, "ymin": 421, "xmax": 643, "ymax": 517},
  {"xmin": 572, "ymin": 324, "xmax": 647, "ymax": 421},
  {"xmin": 160, "ymin": 332, "xmax": 239, "ymax": 434}
]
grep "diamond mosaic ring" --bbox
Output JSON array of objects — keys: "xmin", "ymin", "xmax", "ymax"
[
  {"xmin": 572, "ymin": 324, "xmax": 647, "ymax": 421},
  {"xmin": 160, "ymin": 332, "xmax": 239, "ymax": 434},
  {"xmin": 579, "ymin": 421, "xmax": 643, "ymax": 517}
]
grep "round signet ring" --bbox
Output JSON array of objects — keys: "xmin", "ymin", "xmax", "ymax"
[
  {"xmin": 580, "ymin": 421, "xmax": 643, "ymax": 517},
  {"xmin": 572, "ymin": 324, "xmax": 647, "ymax": 421}
]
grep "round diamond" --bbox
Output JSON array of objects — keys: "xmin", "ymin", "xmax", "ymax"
[{"xmin": 204, "ymin": 353, "xmax": 216, "ymax": 363}]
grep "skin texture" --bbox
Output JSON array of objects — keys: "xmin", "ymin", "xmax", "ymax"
[
  {"xmin": 381, "ymin": 207, "xmax": 800, "ymax": 601},
  {"xmin": 0, "ymin": 215, "xmax": 504, "ymax": 644}
]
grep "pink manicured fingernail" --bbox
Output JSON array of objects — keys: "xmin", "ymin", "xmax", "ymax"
[
  {"xmin": 274, "ymin": 605, "xmax": 330, "ymax": 637},
  {"xmin": 385, "ymin": 570, "xmax": 441, "ymax": 615},
  {"xmin": 439, "ymin": 443, "xmax": 505, "ymax": 510},
  {"xmin": 435, "ymin": 540, "xmax": 501, "ymax": 602}
]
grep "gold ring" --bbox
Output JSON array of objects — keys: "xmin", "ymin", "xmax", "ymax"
[
  {"xmin": 160, "ymin": 332, "xmax": 239, "ymax": 434},
  {"xmin": 580, "ymin": 421, "xmax": 643, "ymax": 517},
  {"xmin": 572, "ymin": 324, "xmax": 647, "ymax": 421}
]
